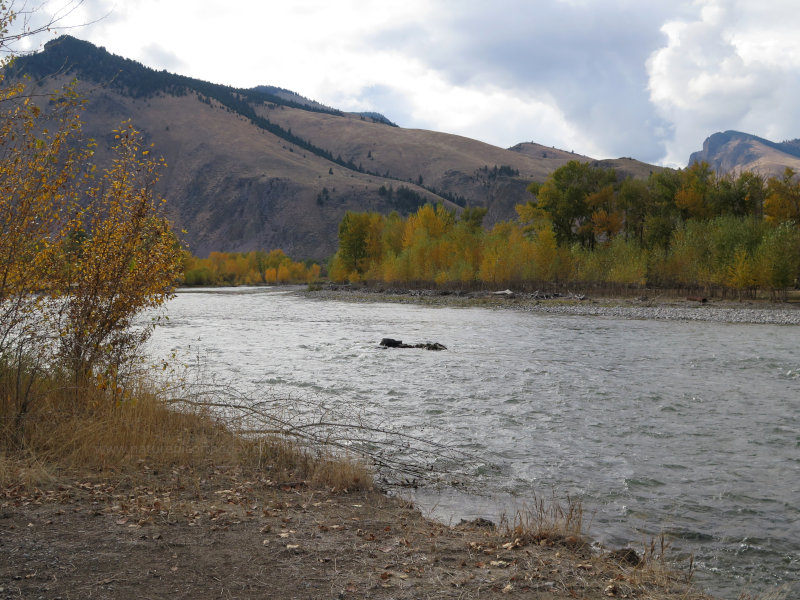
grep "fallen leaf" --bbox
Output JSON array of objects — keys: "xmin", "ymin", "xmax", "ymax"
[{"xmin": 490, "ymin": 560, "xmax": 510, "ymax": 568}]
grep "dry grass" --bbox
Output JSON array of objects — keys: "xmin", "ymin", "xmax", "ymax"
[
  {"xmin": 0, "ymin": 371, "xmax": 372, "ymax": 492},
  {"xmin": 499, "ymin": 493, "xmax": 585, "ymax": 546}
]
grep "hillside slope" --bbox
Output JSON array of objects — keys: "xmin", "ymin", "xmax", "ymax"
[
  {"xmin": 7, "ymin": 36, "xmax": 658, "ymax": 258},
  {"xmin": 689, "ymin": 130, "xmax": 800, "ymax": 177}
]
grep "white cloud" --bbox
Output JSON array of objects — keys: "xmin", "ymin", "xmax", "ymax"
[{"xmin": 647, "ymin": 0, "xmax": 800, "ymax": 165}]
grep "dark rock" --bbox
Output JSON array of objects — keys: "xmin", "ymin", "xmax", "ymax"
[
  {"xmin": 608, "ymin": 547, "xmax": 641, "ymax": 566},
  {"xmin": 379, "ymin": 339, "xmax": 447, "ymax": 350},
  {"xmin": 414, "ymin": 342, "xmax": 447, "ymax": 351}
]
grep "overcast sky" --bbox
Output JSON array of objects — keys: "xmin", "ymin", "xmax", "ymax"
[{"xmin": 11, "ymin": 0, "xmax": 800, "ymax": 167}]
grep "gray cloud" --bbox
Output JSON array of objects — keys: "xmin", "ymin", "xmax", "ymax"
[
  {"xmin": 363, "ymin": 1, "xmax": 689, "ymax": 162},
  {"xmin": 141, "ymin": 43, "xmax": 186, "ymax": 72}
]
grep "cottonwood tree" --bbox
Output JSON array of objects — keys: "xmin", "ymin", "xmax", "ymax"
[
  {"xmin": 55, "ymin": 122, "xmax": 184, "ymax": 383},
  {"xmin": 1, "ymin": 2, "xmax": 183, "ymax": 419}
]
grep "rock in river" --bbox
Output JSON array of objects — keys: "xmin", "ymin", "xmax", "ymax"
[{"xmin": 380, "ymin": 338, "xmax": 447, "ymax": 351}]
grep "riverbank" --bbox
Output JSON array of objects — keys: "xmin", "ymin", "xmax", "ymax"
[
  {"xmin": 2, "ymin": 463, "xmax": 716, "ymax": 600},
  {"xmin": 1, "ymin": 379, "xmax": 716, "ymax": 599},
  {"xmin": 302, "ymin": 285, "xmax": 800, "ymax": 325}
]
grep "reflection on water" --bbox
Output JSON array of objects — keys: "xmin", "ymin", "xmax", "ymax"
[{"xmin": 149, "ymin": 287, "xmax": 799, "ymax": 599}]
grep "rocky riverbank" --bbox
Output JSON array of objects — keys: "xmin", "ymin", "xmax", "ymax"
[{"xmin": 303, "ymin": 285, "xmax": 800, "ymax": 326}]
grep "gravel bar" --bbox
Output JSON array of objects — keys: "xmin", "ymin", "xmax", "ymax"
[{"xmin": 303, "ymin": 287, "xmax": 800, "ymax": 326}]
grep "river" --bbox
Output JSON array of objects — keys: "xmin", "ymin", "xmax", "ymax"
[{"xmin": 147, "ymin": 287, "xmax": 799, "ymax": 599}]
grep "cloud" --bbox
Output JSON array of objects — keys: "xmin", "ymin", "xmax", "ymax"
[
  {"xmin": 140, "ymin": 43, "xmax": 186, "ymax": 73},
  {"xmin": 647, "ymin": 1, "xmax": 800, "ymax": 166},
  {"xmin": 353, "ymin": 1, "xmax": 690, "ymax": 161},
  {"xmin": 5, "ymin": 0, "xmax": 120, "ymax": 53}
]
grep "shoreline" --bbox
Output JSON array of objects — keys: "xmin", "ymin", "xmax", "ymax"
[
  {"xmin": 301, "ymin": 285, "xmax": 800, "ymax": 326},
  {"xmin": 2, "ymin": 465, "xmax": 715, "ymax": 600}
]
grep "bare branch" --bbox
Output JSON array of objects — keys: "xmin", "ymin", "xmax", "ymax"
[{"xmin": 163, "ymin": 382, "xmax": 495, "ymax": 488}]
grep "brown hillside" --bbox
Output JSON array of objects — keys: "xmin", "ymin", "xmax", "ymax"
[
  {"xmin": 255, "ymin": 106, "xmax": 584, "ymax": 223},
  {"xmin": 35, "ymin": 79, "xmax": 444, "ymax": 258}
]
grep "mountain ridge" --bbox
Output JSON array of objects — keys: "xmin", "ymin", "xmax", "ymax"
[{"xmin": 7, "ymin": 36, "xmax": 661, "ymax": 258}]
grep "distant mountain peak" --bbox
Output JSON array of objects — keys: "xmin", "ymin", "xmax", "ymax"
[{"xmin": 689, "ymin": 130, "xmax": 800, "ymax": 176}]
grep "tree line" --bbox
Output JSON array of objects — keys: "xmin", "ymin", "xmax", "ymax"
[
  {"xmin": 183, "ymin": 250, "xmax": 321, "ymax": 286},
  {"xmin": 329, "ymin": 161, "xmax": 800, "ymax": 299}
]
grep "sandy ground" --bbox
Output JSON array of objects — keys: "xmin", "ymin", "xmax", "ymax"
[{"xmin": 1, "ymin": 466, "xmax": 711, "ymax": 600}]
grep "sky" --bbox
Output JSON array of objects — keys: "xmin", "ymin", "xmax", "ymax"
[{"xmin": 9, "ymin": 0, "xmax": 800, "ymax": 167}]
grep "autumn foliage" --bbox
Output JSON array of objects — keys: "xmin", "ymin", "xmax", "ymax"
[
  {"xmin": 183, "ymin": 249, "xmax": 321, "ymax": 286},
  {"xmin": 330, "ymin": 161, "xmax": 800, "ymax": 299},
  {"xmin": 1, "ymin": 66, "xmax": 182, "ymax": 429}
]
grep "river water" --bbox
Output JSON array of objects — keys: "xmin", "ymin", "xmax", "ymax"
[{"xmin": 147, "ymin": 287, "xmax": 799, "ymax": 599}]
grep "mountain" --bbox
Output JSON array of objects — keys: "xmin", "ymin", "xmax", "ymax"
[
  {"xmin": 689, "ymin": 130, "xmax": 800, "ymax": 177},
  {"xmin": 508, "ymin": 143, "xmax": 660, "ymax": 180},
  {"xmin": 7, "ymin": 36, "xmax": 659, "ymax": 259}
]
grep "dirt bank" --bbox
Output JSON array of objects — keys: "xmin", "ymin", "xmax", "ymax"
[{"xmin": 1, "ymin": 466, "xmax": 711, "ymax": 600}]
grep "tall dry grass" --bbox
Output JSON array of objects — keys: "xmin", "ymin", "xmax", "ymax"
[
  {"xmin": 499, "ymin": 492, "xmax": 585, "ymax": 545},
  {"xmin": 0, "ymin": 369, "xmax": 372, "ymax": 491}
]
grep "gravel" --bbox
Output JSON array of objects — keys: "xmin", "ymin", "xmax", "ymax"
[
  {"xmin": 515, "ymin": 302, "xmax": 800, "ymax": 325},
  {"xmin": 303, "ymin": 287, "xmax": 800, "ymax": 326}
]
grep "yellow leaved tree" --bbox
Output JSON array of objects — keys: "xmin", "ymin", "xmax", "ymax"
[
  {"xmin": 1, "ymin": 9, "xmax": 183, "ymax": 424},
  {"xmin": 55, "ymin": 122, "xmax": 184, "ymax": 382}
]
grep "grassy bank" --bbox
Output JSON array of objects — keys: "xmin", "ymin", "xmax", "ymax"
[{"xmin": 0, "ymin": 372, "xmax": 370, "ymax": 491}]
